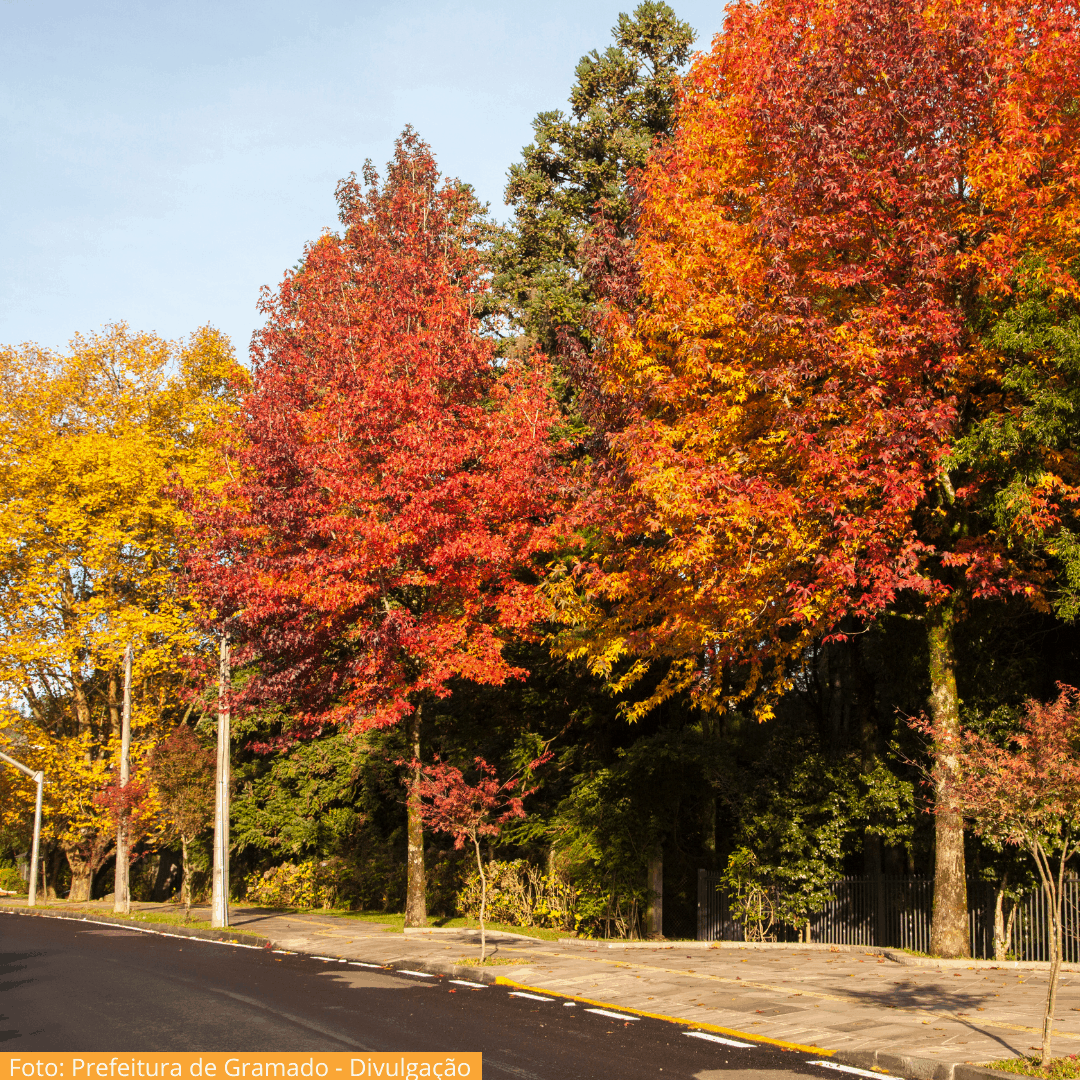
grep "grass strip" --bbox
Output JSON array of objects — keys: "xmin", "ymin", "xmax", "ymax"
[{"xmin": 984, "ymin": 1057, "xmax": 1080, "ymax": 1078}]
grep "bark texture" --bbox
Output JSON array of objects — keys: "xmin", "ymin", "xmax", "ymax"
[{"xmin": 928, "ymin": 602, "xmax": 970, "ymax": 958}]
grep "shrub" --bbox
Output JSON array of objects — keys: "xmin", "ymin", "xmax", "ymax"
[
  {"xmin": 0, "ymin": 865, "xmax": 28, "ymax": 895},
  {"xmin": 245, "ymin": 860, "xmax": 339, "ymax": 909},
  {"xmin": 456, "ymin": 859, "xmax": 576, "ymax": 931}
]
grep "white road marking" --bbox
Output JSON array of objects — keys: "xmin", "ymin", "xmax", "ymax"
[
  {"xmin": 807, "ymin": 1062, "xmax": 897, "ymax": 1080},
  {"xmin": 3, "ymin": 911, "xmax": 266, "ymax": 949},
  {"xmin": 312, "ymin": 955, "xmax": 344, "ymax": 962},
  {"xmin": 684, "ymin": 1031, "xmax": 755, "ymax": 1048},
  {"xmin": 397, "ymin": 969, "xmax": 436, "ymax": 977},
  {"xmin": 585, "ymin": 1008, "xmax": 638, "ymax": 1021},
  {"xmin": 509, "ymin": 992, "xmax": 553, "ymax": 1001},
  {"xmin": 348, "ymin": 962, "xmax": 384, "ymax": 968},
  {"xmin": 272, "ymin": 950, "xmax": 295, "ymax": 955},
  {"xmin": 450, "ymin": 980, "xmax": 487, "ymax": 988},
  {"xmin": 563, "ymin": 1002, "xmax": 576, "ymax": 1007}
]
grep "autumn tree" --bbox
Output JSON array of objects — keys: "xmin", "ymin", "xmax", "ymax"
[
  {"xmin": 414, "ymin": 756, "xmax": 544, "ymax": 960},
  {"xmin": 188, "ymin": 130, "xmax": 564, "ymax": 927},
  {"xmin": 0, "ymin": 324, "xmax": 244, "ymax": 898},
  {"xmin": 928, "ymin": 687, "xmax": 1080, "ymax": 1064},
  {"xmin": 148, "ymin": 724, "xmax": 215, "ymax": 914},
  {"xmin": 558, "ymin": 0, "xmax": 1080, "ymax": 957}
]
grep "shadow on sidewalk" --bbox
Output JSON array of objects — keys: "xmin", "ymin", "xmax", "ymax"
[{"xmin": 847, "ymin": 979, "xmax": 1031, "ymax": 1055}]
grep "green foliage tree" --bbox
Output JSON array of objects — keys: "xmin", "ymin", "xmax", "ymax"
[{"xmin": 495, "ymin": 2, "xmax": 695, "ymax": 357}]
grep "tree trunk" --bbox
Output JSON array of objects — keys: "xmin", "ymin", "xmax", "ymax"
[
  {"xmin": 66, "ymin": 849, "xmax": 95, "ymax": 902},
  {"xmin": 646, "ymin": 851, "xmax": 663, "ymax": 940},
  {"xmin": 1038, "ymin": 843, "xmax": 1069, "ymax": 1066},
  {"xmin": 40, "ymin": 846, "xmax": 63, "ymax": 901},
  {"xmin": 993, "ymin": 873, "xmax": 1011, "ymax": 961},
  {"xmin": 1043, "ymin": 945, "xmax": 1061, "ymax": 1065},
  {"xmin": 928, "ymin": 602, "xmax": 970, "ymax": 959},
  {"xmin": 108, "ymin": 669, "xmax": 120, "ymax": 741},
  {"xmin": 404, "ymin": 701, "xmax": 427, "ymax": 928}
]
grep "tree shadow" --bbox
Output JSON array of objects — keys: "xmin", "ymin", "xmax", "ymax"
[{"xmin": 846, "ymin": 976, "xmax": 1035, "ymax": 1054}]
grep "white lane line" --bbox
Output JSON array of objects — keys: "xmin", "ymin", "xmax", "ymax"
[
  {"xmin": 685, "ymin": 1031, "xmax": 755, "ymax": 1048},
  {"xmin": 450, "ymin": 980, "xmax": 487, "ymax": 988},
  {"xmin": 509, "ymin": 992, "xmax": 553, "ymax": 1001},
  {"xmin": 272, "ymin": 950, "xmax": 295, "ymax": 955},
  {"xmin": 312, "ymin": 955, "xmax": 344, "ymax": 962},
  {"xmin": 808, "ymin": 1062, "xmax": 897, "ymax": 1080},
  {"xmin": 562, "ymin": 1002, "xmax": 576, "ymax": 1007},
  {"xmin": 585, "ymin": 1008, "xmax": 638, "ymax": 1021},
  {"xmin": 397, "ymin": 969, "xmax": 436, "ymax": 978},
  {"xmin": 348, "ymin": 961, "xmax": 385, "ymax": 968},
  {"xmin": 4, "ymin": 911, "xmax": 266, "ymax": 949}
]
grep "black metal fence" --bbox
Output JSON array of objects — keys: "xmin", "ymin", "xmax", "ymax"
[{"xmin": 696, "ymin": 871, "xmax": 1080, "ymax": 960}]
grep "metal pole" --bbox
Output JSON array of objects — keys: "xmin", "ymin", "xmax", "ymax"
[
  {"xmin": 211, "ymin": 633, "xmax": 231, "ymax": 928},
  {"xmin": 114, "ymin": 644, "xmax": 133, "ymax": 914},
  {"xmin": 0, "ymin": 750, "xmax": 45, "ymax": 907}
]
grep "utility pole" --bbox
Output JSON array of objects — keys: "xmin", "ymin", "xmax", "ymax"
[
  {"xmin": 211, "ymin": 632, "xmax": 231, "ymax": 928},
  {"xmin": 0, "ymin": 750, "xmax": 44, "ymax": 907},
  {"xmin": 113, "ymin": 644, "xmax": 133, "ymax": 914}
]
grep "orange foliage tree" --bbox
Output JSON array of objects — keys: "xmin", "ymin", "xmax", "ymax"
[{"xmin": 557, "ymin": 0, "xmax": 1080, "ymax": 956}]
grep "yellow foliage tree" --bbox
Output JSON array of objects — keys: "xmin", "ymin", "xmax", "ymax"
[{"xmin": 0, "ymin": 323, "xmax": 245, "ymax": 899}]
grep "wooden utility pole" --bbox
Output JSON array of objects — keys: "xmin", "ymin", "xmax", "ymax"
[
  {"xmin": 113, "ymin": 644, "xmax": 133, "ymax": 914},
  {"xmin": 211, "ymin": 633, "xmax": 231, "ymax": 928}
]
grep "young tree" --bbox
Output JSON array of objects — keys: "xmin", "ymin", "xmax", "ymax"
[
  {"xmin": 413, "ymin": 756, "xmax": 544, "ymax": 961},
  {"xmin": 148, "ymin": 725, "xmax": 215, "ymax": 915},
  {"xmin": 558, "ymin": 0, "xmax": 1080, "ymax": 956},
  {"xmin": 188, "ymin": 130, "xmax": 564, "ymax": 926},
  {"xmin": 928, "ymin": 687, "xmax": 1080, "ymax": 1065}
]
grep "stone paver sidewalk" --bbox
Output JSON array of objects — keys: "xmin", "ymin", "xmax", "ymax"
[{"xmin": 7, "ymin": 899, "xmax": 1078, "ymax": 1078}]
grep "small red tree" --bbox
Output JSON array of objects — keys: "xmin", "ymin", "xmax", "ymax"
[
  {"xmin": 148, "ymin": 725, "xmax": 215, "ymax": 916},
  {"xmin": 187, "ymin": 129, "xmax": 564, "ymax": 927},
  {"xmin": 927, "ymin": 686, "xmax": 1080, "ymax": 1065},
  {"xmin": 413, "ymin": 756, "xmax": 546, "ymax": 962}
]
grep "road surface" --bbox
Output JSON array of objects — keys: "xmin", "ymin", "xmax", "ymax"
[{"xmin": 1, "ymin": 914, "xmax": 862, "ymax": 1080}]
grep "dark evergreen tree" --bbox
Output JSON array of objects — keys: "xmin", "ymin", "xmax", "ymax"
[{"xmin": 494, "ymin": 2, "xmax": 695, "ymax": 358}]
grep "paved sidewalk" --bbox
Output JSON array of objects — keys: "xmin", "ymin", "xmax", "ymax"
[{"xmin": 7, "ymin": 899, "xmax": 1078, "ymax": 1077}]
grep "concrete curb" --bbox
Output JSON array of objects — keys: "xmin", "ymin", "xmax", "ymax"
[
  {"xmin": 1, "ymin": 905, "xmax": 272, "ymax": 949},
  {"xmin": 835, "ymin": 1049, "xmax": 1009, "ymax": 1080}
]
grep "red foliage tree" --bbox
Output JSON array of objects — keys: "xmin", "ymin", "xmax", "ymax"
[
  {"xmin": 413, "ymin": 755, "xmax": 547, "ymax": 961},
  {"xmin": 925, "ymin": 687, "xmax": 1080, "ymax": 1064},
  {"xmin": 188, "ymin": 130, "xmax": 564, "ymax": 926},
  {"xmin": 561, "ymin": 0, "xmax": 1080, "ymax": 956},
  {"xmin": 148, "ymin": 725, "xmax": 215, "ymax": 915}
]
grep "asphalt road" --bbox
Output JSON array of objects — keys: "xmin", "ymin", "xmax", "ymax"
[{"xmin": 1, "ymin": 914, "xmax": 850, "ymax": 1080}]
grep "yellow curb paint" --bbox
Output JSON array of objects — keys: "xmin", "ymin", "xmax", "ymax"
[
  {"xmin": 494, "ymin": 977, "xmax": 835, "ymax": 1056},
  {"xmin": 496, "ymin": 946, "xmax": 1080, "ymax": 1045}
]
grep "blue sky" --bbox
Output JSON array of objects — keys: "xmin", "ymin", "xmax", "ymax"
[{"xmin": 0, "ymin": 0, "xmax": 722, "ymax": 360}]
